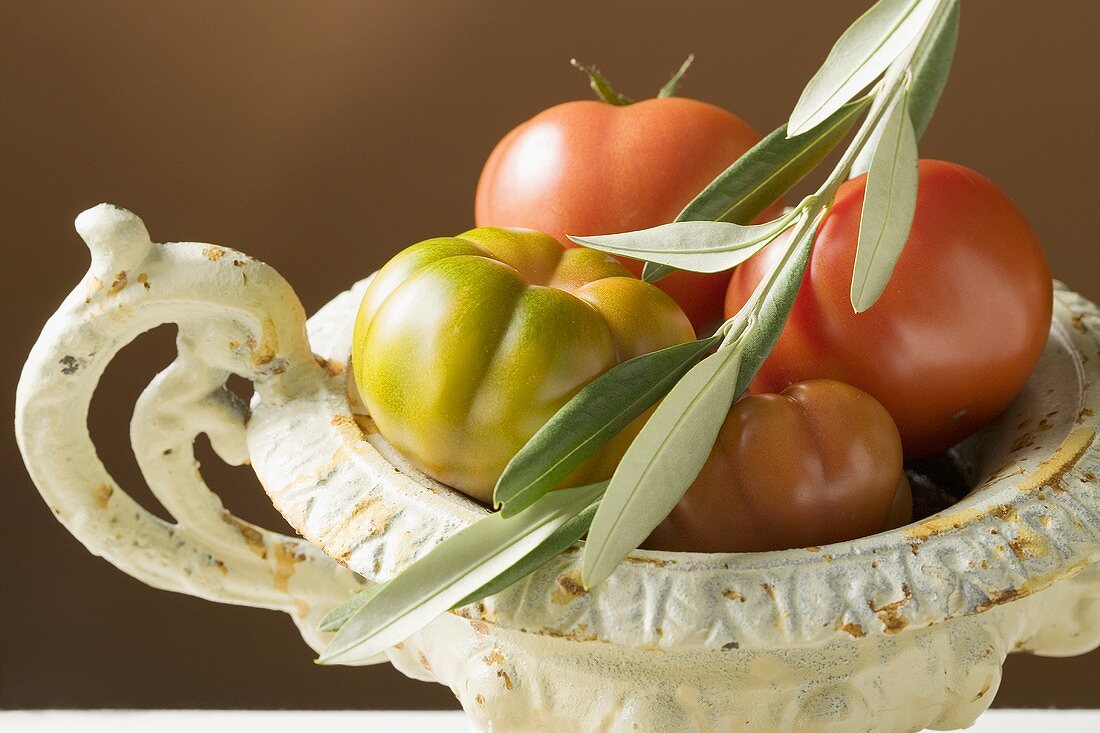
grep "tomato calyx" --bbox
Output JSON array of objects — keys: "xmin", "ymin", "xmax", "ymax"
[
  {"xmin": 657, "ymin": 54, "xmax": 695, "ymax": 99},
  {"xmin": 570, "ymin": 59, "xmax": 633, "ymax": 106},
  {"xmin": 570, "ymin": 54, "xmax": 697, "ymax": 106}
]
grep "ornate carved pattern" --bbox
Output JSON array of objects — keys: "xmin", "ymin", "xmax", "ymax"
[{"xmin": 16, "ymin": 205, "xmax": 363, "ymax": 651}]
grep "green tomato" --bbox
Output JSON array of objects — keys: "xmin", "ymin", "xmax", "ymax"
[{"xmin": 353, "ymin": 227, "xmax": 695, "ymax": 503}]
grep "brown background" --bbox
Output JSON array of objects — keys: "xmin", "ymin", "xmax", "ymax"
[{"xmin": 2, "ymin": 0, "xmax": 1098, "ymax": 711}]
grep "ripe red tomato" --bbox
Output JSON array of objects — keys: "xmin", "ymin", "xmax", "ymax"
[
  {"xmin": 476, "ymin": 97, "xmax": 767, "ymax": 330},
  {"xmin": 646, "ymin": 379, "xmax": 910, "ymax": 553},
  {"xmin": 725, "ymin": 160, "xmax": 1053, "ymax": 458}
]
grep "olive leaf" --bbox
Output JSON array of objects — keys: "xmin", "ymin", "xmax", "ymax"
[
  {"xmin": 319, "ymin": 583, "xmax": 385, "ymax": 633},
  {"xmin": 850, "ymin": 90, "xmax": 918, "ymax": 313},
  {"xmin": 320, "ymin": 499, "xmax": 602, "ymax": 636},
  {"xmin": 494, "ymin": 334, "xmax": 722, "ymax": 517},
  {"xmin": 657, "ymin": 54, "xmax": 696, "ymax": 98},
  {"xmin": 581, "ymin": 343, "xmax": 744, "ymax": 589},
  {"xmin": 732, "ymin": 210, "xmax": 823, "ymax": 395},
  {"xmin": 643, "ymin": 97, "xmax": 871, "ymax": 283},
  {"xmin": 317, "ymin": 481, "xmax": 606, "ymax": 666},
  {"xmin": 850, "ymin": 0, "xmax": 957, "ymax": 177},
  {"xmin": 568, "ymin": 215, "xmax": 791, "ymax": 275},
  {"xmin": 579, "ymin": 210, "xmax": 822, "ymax": 589},
  {"xmin": 680, "ymin": 98, "xmax": 870, "ymax": 226},
  {"xmin": 726, "ymin": 208, "xmax": 822, "ymax": 396},
  {"xmin": 907, "ymin": 0, "xmax": 958, "ymax": 138},
  {"xmin": 456, "ymin": 498, "xmax": 599, "ymax": 606},
  {"xmin": 788, "ymin": 0, "xmax": 935, "ymax": 136}
]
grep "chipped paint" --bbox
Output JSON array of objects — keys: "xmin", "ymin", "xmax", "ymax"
[
  {"xmin": 222, "ymin": 511, "xmax": 267, "ymax": 558},
  {"xmin": 971, "ymin": 588, "xmax": 1021, "ymax": 614},
  {"xmin": 273, "ymin": 541, "xmax": 302, "ymax": 594},
  {"xmin": 330, "ymin": 413, "xmax": 366, "ymax": 446},
  {"xmin": 841, "ymin": 622, "xmax": 866, "ymax": 638},
  {"xmin": 1017, "ymin": 427, "xmax": 1095, "ymax": 493},
  {"xmin": 870, "ymin": 584, "xmax": 911, "ymax": 634},
  {"xmin": 246, "ymin": 334, "xmax": 276, "ymax": 366},
  {"xmin": 550, "ymin": 571, "xmax": 587, "ymax": 604},
  {"xmin": 625, "ymin": 555, "xmax": 671, "ymax": 568},
  {"xmin": 108, "ymin": 270, "xmax": 127, "ymax": 294},
  {"xmin": 904, "ymin": 505, "xmax": 988, "ymax": 542},
  {"xmin": 988, "ymin": 505, "xmax": 1019, "ymax": 522},
  {"xmin": 93, "ymin": 483, "xmax": 113, "ymax": 508},
  {"xmin": 1008, "ymin": 522, "xmax": 1051, "ymax": 560}
]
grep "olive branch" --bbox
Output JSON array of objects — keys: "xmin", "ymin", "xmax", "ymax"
[{"xmin": 318, "ymin": 0, "xmax": 959, "ymax": 665}]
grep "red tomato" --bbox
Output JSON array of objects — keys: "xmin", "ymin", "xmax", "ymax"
[
  {"xmin": 646, "ymin": 379, "xmax": 910, "ymax": 553},
  {"xmin": 476, "ymin": 97, "xmax": 768, "ymax": 330},
  {"xmin": 725, "ymin": 160, "xmax": 1053, "ymax": 458}
]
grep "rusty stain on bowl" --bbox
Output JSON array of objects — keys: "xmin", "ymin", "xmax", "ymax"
[{"xmin": 551, "ymin": 572, "xmax": 587, "ymax": 605}]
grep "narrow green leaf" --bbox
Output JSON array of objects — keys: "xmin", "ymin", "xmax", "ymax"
[
  {"xmin": 733, "ymin": 211, "xmax": 823, "ymax": 395},
  {"xmin": 321, "ymin": 499, "xmax": 602, "ymax": 635},
  {"xmin": 681, "ymin": 99, "xmax": 870, "ymax": 225},
  {"xmin": 494, "ymin": 334, "xmax": 721, "ymax": 516},
  {"xmin": 581, "ymin": 344, "xmax": 743, "ymax": 589},
  {"xmin": 788, "ymin": 0, "xmax": 934, "ymax": 136},
  {"xmin": 641, "ymin": 262, "xmax": 675, "ymax": 284},
  {"xmin": 457, "ymin": 498, "xmax": 600, "ymax": 607},
  {"xmin": 569, "ymin": 216, "xmax": 789, "ymax": 275},
  {"xmin": 318, "ymin": 584, "xmax": 385, "ymax": 633},
  {"xmin": 317, "ymin": 481, "xmax": 605, "ymax": 665},
  {"xmin": 851, "ymin": 91, "xmax": 919, "ymax": 313},
  {"xmin": 579, "ymin": 212, "xmax": 824, "ymax": 589},
  {"xmin": 850, "ymin": 0, "xmax": 957, "ymax": 178},
  {"xmin": 571, "ymin": 59, "xmax": 633, "ymax": 106},
  {"xmin": 657, "ymin": 54, "xmax": 695, "ymax": 98},
  {"xmin": 907, "ymin": 0, "xmax": 959, "ymax": 138},
  {"xmin": 642, "ymin": 96, "xmax": 870, "ymax": 283}
]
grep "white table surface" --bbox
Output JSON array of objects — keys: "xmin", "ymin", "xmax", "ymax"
[{"xmin": 2, "ymin": 710, "xmax": 1099, "ymax": 732}]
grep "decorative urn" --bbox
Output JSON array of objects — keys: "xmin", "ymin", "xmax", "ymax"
[{"xmin": 16, "ymin": 205, "xmax": 1100, "ymax": 732}]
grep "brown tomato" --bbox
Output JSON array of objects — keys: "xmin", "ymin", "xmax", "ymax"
[{"xmin": 647, "ymin": 379, "xmax": 911, "ymax": 553}]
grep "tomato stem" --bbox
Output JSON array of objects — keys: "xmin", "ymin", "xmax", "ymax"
[
  {"xmin": 570, "ymin": 59, "xmax": 634, "ymax": 106},
  {"xmin": 657, "ymin": 54, "xmax": 695, "ymax": 98}
]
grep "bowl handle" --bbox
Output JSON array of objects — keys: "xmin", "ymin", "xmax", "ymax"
[{"xmin": 15, "ymin": 204, "xmax": 369, "ymax": 655}]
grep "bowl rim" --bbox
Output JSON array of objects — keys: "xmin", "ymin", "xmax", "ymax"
[{"xmin": 251, "ymin": 280, "xmax": 1100, "ymax": 652}]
